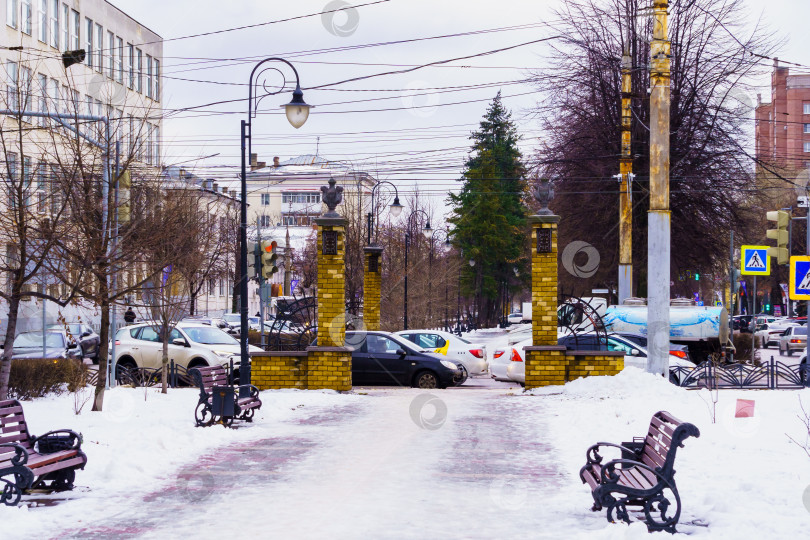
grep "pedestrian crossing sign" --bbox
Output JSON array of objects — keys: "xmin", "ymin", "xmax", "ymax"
[
  {"xmin": 789, "ymin": 256, "xmax": 810, "ymax": 300},
  {"xmin": 740, "ymin": 245, "xmax": 770, "ymax": 276}
]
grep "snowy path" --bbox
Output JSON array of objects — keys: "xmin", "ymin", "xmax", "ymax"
[{"xmin": 54, "ymin": 384, "xmax": 580, "ymax": 540}]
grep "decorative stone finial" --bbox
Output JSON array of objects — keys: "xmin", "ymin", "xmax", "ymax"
[
  {"xmin": 320, "ymin": 177, "xmax": 344, "ymax": 218},
  {"xmin": 532, "ymin": 178, "xmax": 555, "ymax": 215}
]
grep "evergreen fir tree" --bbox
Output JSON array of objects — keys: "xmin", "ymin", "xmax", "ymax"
[{"xmin": 448, "ymin": 92, "xmax": 528, "ymax": 326}]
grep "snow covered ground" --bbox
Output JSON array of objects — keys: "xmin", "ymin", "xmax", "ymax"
[{"xmin": 2, "ymin": 357, "xmax": 810, "ymax": 538}]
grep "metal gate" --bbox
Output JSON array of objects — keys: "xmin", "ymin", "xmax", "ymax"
[{"xmin": 670, "ymin": 358, "xmax": 809, "ymax": 389}]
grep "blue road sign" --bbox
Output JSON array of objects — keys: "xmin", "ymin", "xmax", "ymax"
[
  {"xmin": 740, "ymin": 245, "xmax": 770, "ymax": 276},
  {"xmin": 790, "ymin": 256, "xmax": 810, "ymax": 300}
]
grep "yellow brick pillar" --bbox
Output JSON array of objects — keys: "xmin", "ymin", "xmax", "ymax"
[
  {"xmin": 524, "ymin": 211, "xmax": 568, "ymax": 388},
  {"xmin": 307, "ymin": 179, "xmax": 352, "ymax": 391},
  {"xmin": 363, "ymin": 245, "xmax": 383, "ymax": 331}
]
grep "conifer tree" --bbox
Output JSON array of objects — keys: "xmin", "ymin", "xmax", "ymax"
[{"xmin": 448, "ymin": 92, "xmax": 528, "ymax": 326}]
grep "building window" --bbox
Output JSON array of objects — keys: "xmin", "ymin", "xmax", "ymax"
[
  {"xmin": 37, "ymin": 72, "xmax": 47, "ymax": 125},
  {"xmin": 36, "ymin": 160, "xmax": 47, "ymax": 213},
  {"xmin": 805, "ymin": 124, "xmax": 810, "ymax": 134},
  {"xmin": 107, "ymin": 31, "xmax": 114, "ymax": 79},
  {"xmin": 154, "ymin": 59, "xmax": 160, "ymax": 101},
  {"xmin": 6, "ymin": 60, "xmax": 18, "ymax": 108},
  {"xmin": 61, "ymin": 3, "xmax": 67, "ymax": 52},
  {"xmin": 208, "ymin": 278, "xmax": 216, "ymax": 296},
  {"xmin": 804, "ymin": 103, "xmax": 810, "ymax": 115},
  {"xmin": 116, "ymin": 36, "xmax": 123, "ymax": 83},
  {"xmin": 38, "ymin": 1, "xmax": 47, "ymax": 42},
  {"xmin": 70, "ymin": 9, "xmax": 78, "ymax": 50},
  {"xmin": 21, "ymin": 0, "xmax": 31, "ymax": 35},
  {"xmin": 261, "ymin": 193, "xmax": 270, "ymax": 206},
  {"xmin": 153, "ymin": 125, "xmax": 160, "ymax": 165},
  {"xmin": 85, "ymin": 17, "xmax": 93, "ymax": 67},
  {"xmin": 218, "ymin": 279, "xmax": 224, "ymax": 296},
  {"xmin": 259, "ymin": 215, "xmax": 271, "ymax": 227},
  {"xmin": 127, "ymin": 43, "xmax": 133, "ymax": 89},
  {"xmin": 22, "ymin": 156, "xmax": 32, "ymax": 208},
  {"xmin": 146, "ymin": 55, "xmax": 153, "ymax": 99},
  {"xmin": 7, "ymin": 0, "xmax": 18, "ymax": 29},
  {"xmin": 282, "ymin": 192, "xmax": 321, "ymax": 204},
  {"xmin": 48, "ymin": 0, "xmax": 57, "ymax": 48},
  {"xmin": 95, "ymin": 23, "xmax": 103, "ymax": 73},
  {"xmin": 136, "ymin": 48, "xmax": 142, "ymax": 92},
  {"xmin": 804, "ymin": 142, "xmax": 810, "ymax": 153}
]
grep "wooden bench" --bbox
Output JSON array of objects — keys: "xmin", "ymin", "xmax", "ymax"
[
  {"xmin": 0, "ymin": 399, "xmax": 87, "ymax": 506},
  {"xmin": 579, "ymin": 411, "xmax": 700, "ymax": 533},
  {"xmin": 190, "ymin": 365, "xmax": 262, "ymax": 427}
]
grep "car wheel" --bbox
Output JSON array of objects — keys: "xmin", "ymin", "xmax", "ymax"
[
  {"xmin": 453, "ymin": 365, "xmax": 468, "ymax": 386},
  {"xmin": 787, "ymin": 349, "xmax": 793, "ymax": 356},
  {"xmin": 413, "ymin": 371, "xmax": 439, "ymax": 389},
  {"xmin": 115, "ymin": 358, "xmax": 138, "ymax": 385}
]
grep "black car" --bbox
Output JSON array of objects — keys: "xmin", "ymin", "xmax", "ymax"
[
  {"xmin": 612, "ymin": 332, "xmax": 692, "ymax": 362},
  {"xmin": 732, "ymin": 315, "xmax": 754, "ymax": 333},
  {"xmin": 51, "ymin": 323, "xmax": 101, "ymax": 363},
  {"xmin": 9, "ymin": 331, "xmax": 81, "ymax": 359},
  {"xmin": 346, "ymin": 331, "xmax": 463, "ymax": 388}
]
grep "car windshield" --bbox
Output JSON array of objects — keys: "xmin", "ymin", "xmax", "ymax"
[
  {"xmin": 14, "ymin": 333, "xmax": 65, "ymax": 348},
  {"xmin": 183, "ymin": 327, "xmax": 238, "ymax": 345},
  {"xmin": 222, "ymin": 314, "xmax": 240, "ymax": 323},
  {"xmin": 67, "ymin": 324, "xmax": 82, "ymax": 335}
]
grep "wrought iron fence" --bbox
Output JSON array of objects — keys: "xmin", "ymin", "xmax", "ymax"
[{"xmin": 670, "ymin": 358, "xmax": 809, "ymax": 390}]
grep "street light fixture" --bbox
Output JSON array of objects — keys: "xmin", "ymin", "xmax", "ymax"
[
  {"xmin": 366, "ymin": 180, "xmax": 403, "ymax": 245},
  {"xmin": 429, "ymin": 228, "xmax": 452, "ymax": 331},
  {"xmin": 403, "ymin": 208, "xmax": 431, "ymax": 330},
  {"xmin": 239, "ymin": 58, "xmax": 311, "ymax": 385}
]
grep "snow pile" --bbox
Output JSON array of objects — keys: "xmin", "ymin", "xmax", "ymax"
[
  {"xmin": 533, "ymin": 368, "xmax": 810, "ymax": 538},
  {"xmin": 0, "ymin": 387, "xmax": 365, "ymax": 538}
]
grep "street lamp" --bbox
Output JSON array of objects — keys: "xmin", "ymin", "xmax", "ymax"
[
  {"xmin": 403, "ymin": 209, "xmax": 432, "ymax": 329},
  {"xmin": 239, "ymin": 58, "xmax": 312, "ymax": 384},
  {"xmin": 366, "ymin": 180, "xmax": 403, "ymax": 245},
  {"xmin": 429, "ymin": 228, "xmax": 451, "ymax": 330}
]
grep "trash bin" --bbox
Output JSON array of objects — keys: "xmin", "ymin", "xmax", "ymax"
[{"xmin": 211, "ymin": 386, "xmax": 236, "ymax": 418}]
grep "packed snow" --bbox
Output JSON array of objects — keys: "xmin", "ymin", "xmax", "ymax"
[{"xmin": 2, "ymin": 340, "xmax": 810, "ymax": 538}]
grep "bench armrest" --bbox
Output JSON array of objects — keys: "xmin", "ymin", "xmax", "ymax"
[
  {"xmin": 585, "ymin": 442, "xmax": 642, "ymax": 466},
  {"xmin": 238, "ymin": 384, "xmax": 260, "ymax": 399},
  {"xmin": 599, "ymin": 458, "xmax": 671, "ymax": 488},
  {"xmin": 0, "ymin": 442, "xmax": 29, "ymax": 466},
  {"xmin": 31, "ymin": 430, "xmax": 83, "ymax": 453}
]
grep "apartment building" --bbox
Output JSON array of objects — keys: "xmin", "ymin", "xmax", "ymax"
[{"xmin": 1, "ymin": 0, "xmax": 162, "ymax": 332}]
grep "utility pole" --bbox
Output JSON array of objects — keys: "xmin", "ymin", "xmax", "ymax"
[
  {"xmin": 284, "ymin": 226, "xmax": 292, "ymax": 296},
  {"xmin": 618, "ymin": 50, "xmax": 634, "ymax": 305},
  {"xmin": 647, "ymin": 0, "xmax": 671, "ymax": 376}
]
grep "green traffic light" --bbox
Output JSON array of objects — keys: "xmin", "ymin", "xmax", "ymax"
[{"xmin": 695, "ymin": 273, "xmax": 699, "ymax": 280}]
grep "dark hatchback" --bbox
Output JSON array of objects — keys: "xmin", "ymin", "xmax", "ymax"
[{"xmin": 345, "ymin": 331, "xmax": 463, "ymax": 388}]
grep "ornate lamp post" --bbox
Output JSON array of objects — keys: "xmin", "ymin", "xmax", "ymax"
[
  {"xmin": 366, "ymin": 180, "xmax": 403, "ymax": 245},
  {"xmin": 239, "ymin": 58, "xmax": 312, "ymax": 383},
  {"xmin": 403, "ymin": 209, "xmax": 432, "ymax": 330},
  {"xmin": 429, "ymin": 228, "xmax": 451, "ymax": 330}
]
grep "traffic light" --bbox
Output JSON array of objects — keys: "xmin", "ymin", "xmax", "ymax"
[
  {"xmin": 260, "ymin": 240, "xmax": 278, "ymax": 279},
  {"xmin": 248, "ymin": 242, "xmax": 261, "ymax": 279},
  {"xmin": 695, "ymin": 273, "xmax": 699, "ymax": 281},
  {"xmin": 766, "ymin": 210, "xmax": 789, "ymax": 265}
]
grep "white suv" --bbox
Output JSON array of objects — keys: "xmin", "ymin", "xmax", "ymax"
[{"xmin": 113, "ymin": 322, "xmax": 262, "ymax": 373}]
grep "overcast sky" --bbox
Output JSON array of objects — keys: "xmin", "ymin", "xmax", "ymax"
[{"xmin": 112, "ymin": 0, "xmax": 809, "ymax": 218}]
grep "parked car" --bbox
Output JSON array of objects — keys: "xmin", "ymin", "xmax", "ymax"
[
  {"xmin": 732, "ymin": 315, "xmax": 754, "ymax": 333},
  {"xmin": 507, "ymin": 312, "xmax": 523, "ymax": 324},
  {"xmin": 504, "ymin": 333, "xmax": 695, "ymax": 385},
  {"xmin": 612, "ymin": 332, "xmax": 691, "ymax": 363},
  {"xmin": 113, "ymin": 322, "xmax": 263, "ymax": 376},
  {"xmin": 221, "ymin": 314, "xmax": 262, "ymax": 333},
  {"xmin": 395, "ymin": 329, "xmax": 488, "ymax": 377},
  {"xmin": 778, "ymin": 326, "xmax": 807, "ymax": 356},
  {"xmin": 756, "ymin": 319, "xmax": 799, "ymax": 348},
  {"xmin": 181, "ymin": 316, "xmax": 233, "ymax": 332},
  {"xmin": 346, "ymin": 331, "xmax": 464, "ymax": 388},
  {"xmin": 49, "ymin": 323, "xmax": 100, "ymax": 363},
  {"xmin": 9, "ymin": 331, "xmax": 81, "ymax": 359}
]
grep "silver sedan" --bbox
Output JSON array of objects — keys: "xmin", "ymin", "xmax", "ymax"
[{"xmin": 778, "ymin": 326, "xmax": 807, "ymax": 356}]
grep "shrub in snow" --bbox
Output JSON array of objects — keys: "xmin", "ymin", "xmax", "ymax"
[{"xmin": 8, "ymin": 358, "xmax": 88, "ymax": 400}]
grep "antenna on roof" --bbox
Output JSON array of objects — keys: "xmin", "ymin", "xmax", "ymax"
[{"xmin": 316, "ymin": 136, "xmax": 320, "ymax": 157}]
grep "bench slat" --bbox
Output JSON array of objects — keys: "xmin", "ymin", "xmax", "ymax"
[
  {"xmin": 26, "ymin": 450, "xmax": 79, "ymax": 469},
  {"xmin": 30, "ymin": 455, "xmax": 86, "ymax": 477},
  {"xmin": 0, "ymin": 433, "xmax": 31, "ymax": 445}
]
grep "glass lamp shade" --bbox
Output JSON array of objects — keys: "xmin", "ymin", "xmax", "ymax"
[
  {"xmin": 469, "ymin": 259, "xmax": 476, "ymax": 267},
  {"xmin": 422, "ymin": 221, "xmax": 433, "ymax": 239},
  {"xmin": 390, "ymin": 197, "xmax": 404, "ymax": 217},
  {"xmin": 282, "ymin": 84, "xmax": 312, "ymax": 129}
]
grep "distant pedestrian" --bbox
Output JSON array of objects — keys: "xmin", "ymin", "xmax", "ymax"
[{"xmin": 124, "ymin": 307, "xmax": 136, "ymax": 324}]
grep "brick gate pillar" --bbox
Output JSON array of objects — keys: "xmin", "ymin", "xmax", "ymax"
[
  {"xmin": 307, "ymin": 178, "xmax": 352, "ymax": 391},
  {"xmin": 524, "ymin": 180, "xmax": 567, "ymax": 388},
  {"xmin": 363, "ymin": 245, "xmax": 384, "ymax": 331}
]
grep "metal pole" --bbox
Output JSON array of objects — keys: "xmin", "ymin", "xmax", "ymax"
[
  {"xmin": 284, "ymin": 227, "xmax": 292, "ymax": 296},
  {"xmin": 257, "ymin": 215, "xmax": 265, "ymax": 349},
  {"xmin": 102, "ymin": 120, "xmax": 112, "ymax": 389},
  {"xmin": 110, "ymin": 141, "xmax": 120, "ymax": 388},
  {"xmin": 806, "ymin": 194, "xmax": 809, "ymax": 361},
  {"xmin": 753, "ymin": 274, "xmax": 757, "ymax": 364},
  {"xmin": 41, "ymin": 285, "xmax": 46, "ymax": 357},
  {"xmin": 239, "ymin": 120, "xmax": 250, "ymax": 385},
  {"xmin": 618, "ymin": 50, "xmax": 633, "ymax": 304},
  {"xmin": 729, "ymin": 230, "xmax": 734, "ymax": 355},
  {"xmin": 428, "ymin": 244, "xmax": 432, "ymax": 327},
  {"xmin": 788, "ymin": 210, "xmax": 793, "ymax": 316},
  {"xmin": 404, "ymin": 232, "xmax": 409, "ymax": 330},
  {"xmin": 647, "ymin": 0, "xmax": 671, "ymax": 376}
]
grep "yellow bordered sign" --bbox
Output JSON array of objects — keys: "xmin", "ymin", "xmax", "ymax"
[
  {"xmin": 740, "ymin": 245, "xmax": 770, "ymax": 276},
  {"xmin": 789, "ymin": 256, "xmax": 810, "ymax": 300}
]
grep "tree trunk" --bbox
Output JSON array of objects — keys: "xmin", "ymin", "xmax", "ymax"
[
  {"xmin": 0, "ymin": 294, "xmax": 22, "ymax": 400},
  {"xmin": 93, "ymin": 275, "xmax": 111, "ymax": 412},
  {"xmin": 189, "ymin": 288, "xmax": 197, "ymax": 316},
  {"xmin": 161, "ymin": 332, "xmax": 169, "ymax": 394}
]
